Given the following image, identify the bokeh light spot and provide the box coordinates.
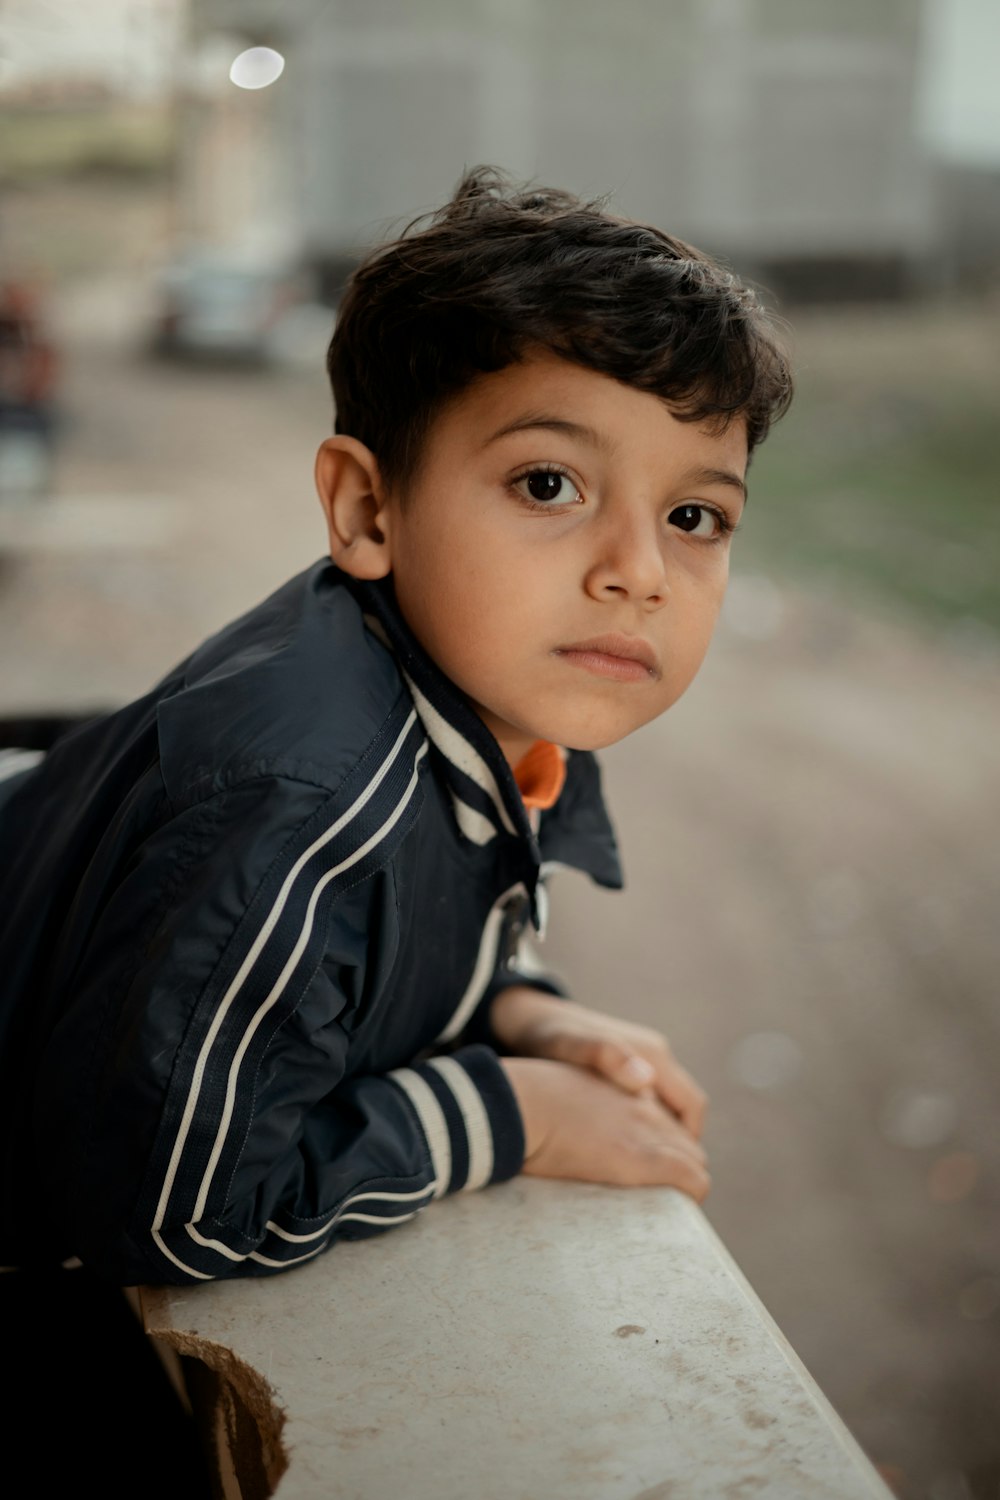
[879,1088,957,1150]
[229,47,286,91]
[727,1031,803,1091]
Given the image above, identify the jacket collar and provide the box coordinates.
[340,569,623,891]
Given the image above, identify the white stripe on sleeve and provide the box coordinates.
[263,1183,434,1244]
[149,716,426,1280]
[427,1054,494,1191]
[387,1066,452,1198]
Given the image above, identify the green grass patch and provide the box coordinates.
[739,318,1000,635]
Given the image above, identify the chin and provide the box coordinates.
[544,719,643,754]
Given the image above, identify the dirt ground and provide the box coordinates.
[1,276,997,1500]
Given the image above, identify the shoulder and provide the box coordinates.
[156,561,417,807]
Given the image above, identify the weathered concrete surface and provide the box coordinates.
[2,282,998,1499]
[544,590,1000,1500]
[144,1182,891,1500]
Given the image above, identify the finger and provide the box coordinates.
[651,1057,708,1138]
[542,1034,656,1093]
[648,1113,710,1167]
[672,1163,712,1203]
[649,1145,712,1202]
[621,1135,711,1198]
[592,1040,657,1094]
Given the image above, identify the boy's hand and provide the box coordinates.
[500,1057,710,1201]
[491,987,707,1139]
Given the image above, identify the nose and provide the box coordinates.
[583,509,670,608]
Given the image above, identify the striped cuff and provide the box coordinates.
[387,1044,525,1196]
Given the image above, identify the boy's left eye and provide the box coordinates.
[512,469,582,506]
[668,504,726,539]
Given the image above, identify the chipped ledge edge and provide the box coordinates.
[140,1285,290,1496]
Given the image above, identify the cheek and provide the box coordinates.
[687,559,729,629]
[399,560,507,681]
[664,581,727,680]
[693,595,726,659]
[443,543,538,633]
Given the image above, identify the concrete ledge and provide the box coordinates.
[142,1180,891,1500]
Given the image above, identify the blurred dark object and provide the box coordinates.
[150,250,307,364]
[0,1264,211,1499]
[0,281,60,501]
[933,164,1000,293]
[754,254,916,305]
[0,712,108,751]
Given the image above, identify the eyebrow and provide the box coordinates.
[484,416,747,501]
[684,467,748,502]
[484,414,615,455]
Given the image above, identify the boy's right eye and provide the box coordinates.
[511,468,583,507]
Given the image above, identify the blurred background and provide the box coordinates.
[0,3,997,1497]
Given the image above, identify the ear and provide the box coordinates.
[314,436,393,579]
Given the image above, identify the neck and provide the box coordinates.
[472,708,539,770]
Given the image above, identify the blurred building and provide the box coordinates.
[180,0,987,301]
[0,0,183,100]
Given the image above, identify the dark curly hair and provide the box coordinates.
[327,166,792,491]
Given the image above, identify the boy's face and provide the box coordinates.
[385,351,748,767]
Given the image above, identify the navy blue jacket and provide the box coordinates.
[0,562,621,1284]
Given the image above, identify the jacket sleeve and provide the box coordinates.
[33,764,525,1285]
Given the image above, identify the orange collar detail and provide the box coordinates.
[512,739,566,811]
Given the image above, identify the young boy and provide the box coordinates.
[0,167,791,1285]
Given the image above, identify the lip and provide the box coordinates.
[553,633,660,681]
